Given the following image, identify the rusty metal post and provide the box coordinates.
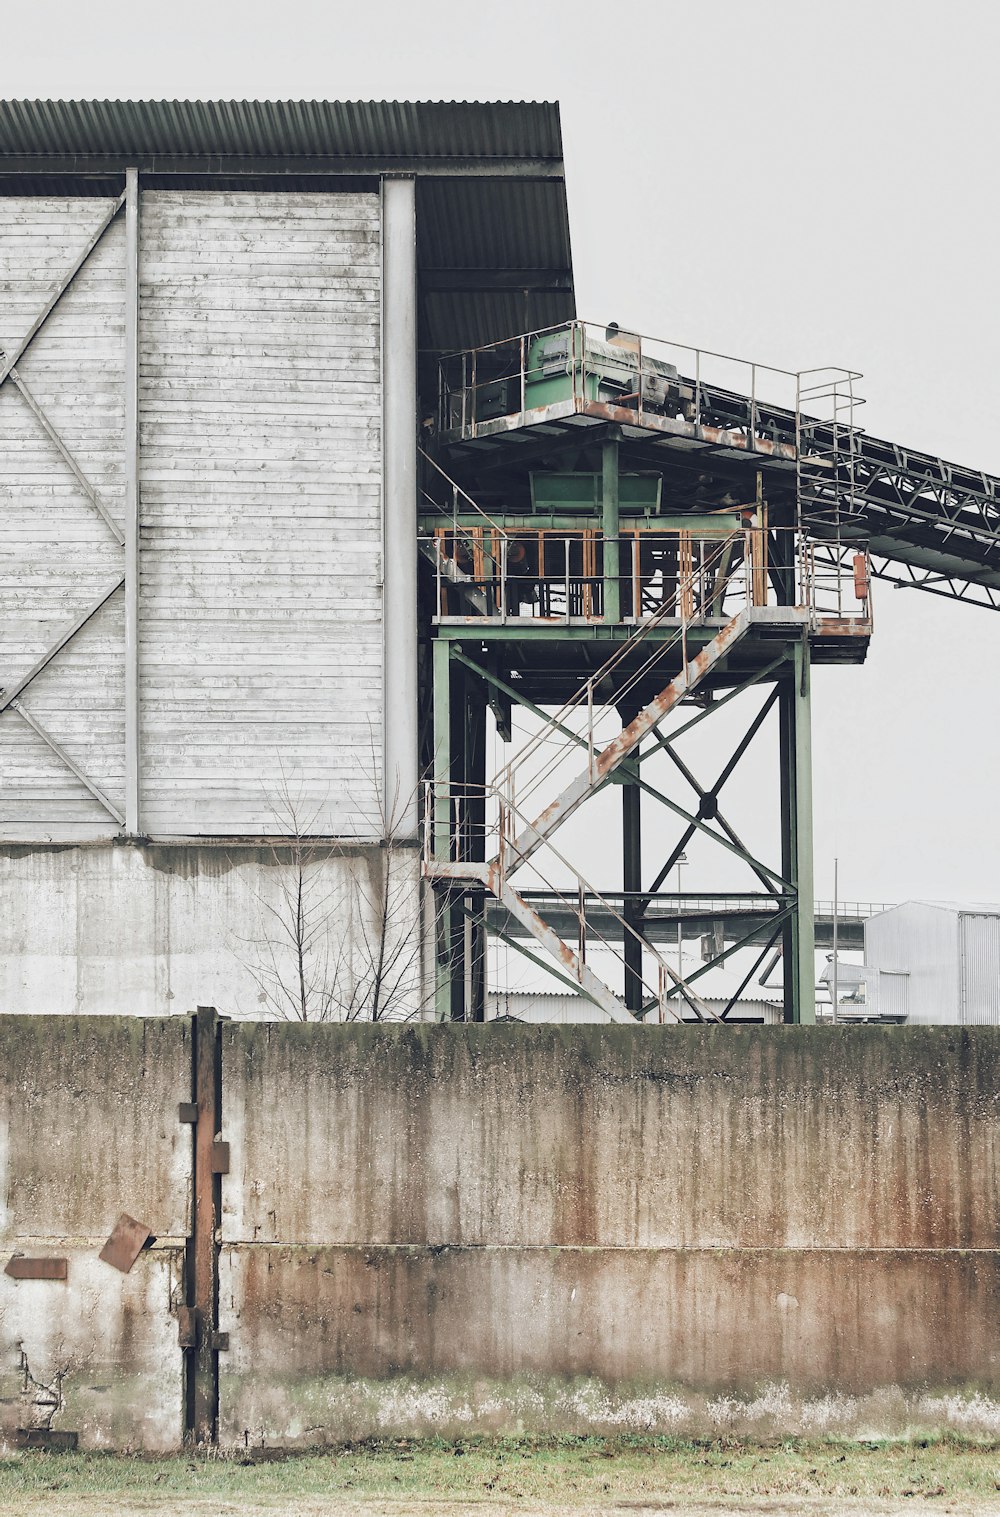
[186,1005,222,1443]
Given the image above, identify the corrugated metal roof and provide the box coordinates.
[0,99,564,162]
[0,99,575,353]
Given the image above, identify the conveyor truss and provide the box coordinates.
[421,318,997,1023]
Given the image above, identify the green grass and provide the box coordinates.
[2,1434,1000,1513]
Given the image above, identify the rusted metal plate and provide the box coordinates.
[5,1255,68,1281]
[98,1213,154,1273]
[211,1140,230,1174]
[178,1101,198,1123]
[177,1306,199,1348]
[14,1429,79,1450]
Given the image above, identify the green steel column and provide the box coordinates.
[778,642,816,1025]
[778,680,796,1025]
[791,639,816,1023]
[622,754,644,1013]
[432,638,453,1020]
[602,437,621,623]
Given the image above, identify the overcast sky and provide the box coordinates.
[4,0,999,909]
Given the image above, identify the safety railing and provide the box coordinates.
[437,318,862,454]
[425,526,761,622]
[425,526,871,626]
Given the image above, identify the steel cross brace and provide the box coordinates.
[499,611,753,878]
[0,190,130,827]
[643,684,781,897]
[454,646,788,891]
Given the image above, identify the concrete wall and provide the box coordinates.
[218,1024,1000,1443]
[0,1016,190,1450]
[0,843,424,1019]
[2,1019,999,1449]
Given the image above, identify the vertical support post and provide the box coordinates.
[382,176,418,837]
[123,167,140,834]
[432,639,454,1020]
[622,736,643,1013]
[187,1006,222,1444]
[793,638,816,1023]
[778,644,816,1024]
[602,435,621,623]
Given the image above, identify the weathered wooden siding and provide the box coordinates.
[138,191,383,837]
[0,197,126,840]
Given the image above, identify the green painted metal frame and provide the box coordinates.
[431,630,817,1024]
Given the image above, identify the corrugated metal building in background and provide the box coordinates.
[864,902,1000,1025]
[486,990,783,1024]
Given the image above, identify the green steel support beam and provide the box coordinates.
[432,638,454,1021]
[451,649,788,888]
[792,638,816,1024]
[778,641,815,1024]
[602,436,621,623]
[657,905,795,1003]
[621,713,643,1013]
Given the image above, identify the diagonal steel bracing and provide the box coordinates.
[497,610,751,878]
[1,357,124,545]
[0,193,125,389]
[10,699,125,824]
[0,576,125,715]
[0,186,132,828]
[644,685,781,897]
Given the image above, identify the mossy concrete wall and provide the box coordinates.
[218,1024,1000,1444]
[2,1019,999,1448]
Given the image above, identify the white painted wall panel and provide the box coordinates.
[959,913,1000,1026]
[138,191,383,837]
[865,903,959,1024]
[0,198,126,840]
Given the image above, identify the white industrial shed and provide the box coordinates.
[864,902,1000,1026]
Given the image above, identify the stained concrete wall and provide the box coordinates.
[0,843,424,1019]
[0,1017,190,1450]
[219,1024,1000,1444]
[2,1020,999,1449]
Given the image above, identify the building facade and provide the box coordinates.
[0,100,573,1017]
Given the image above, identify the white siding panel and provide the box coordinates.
[0,198,126,841]
[959,913,1000,1026]
[138,191,383,838]
[864,903,959,1024]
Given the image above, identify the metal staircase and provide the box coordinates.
[426,598,752,1022]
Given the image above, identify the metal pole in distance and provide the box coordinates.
[602,436,621,623]
[832,856,839,1023]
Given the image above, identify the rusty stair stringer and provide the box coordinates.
[496,608,752,881]
[443,862,718,1024]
